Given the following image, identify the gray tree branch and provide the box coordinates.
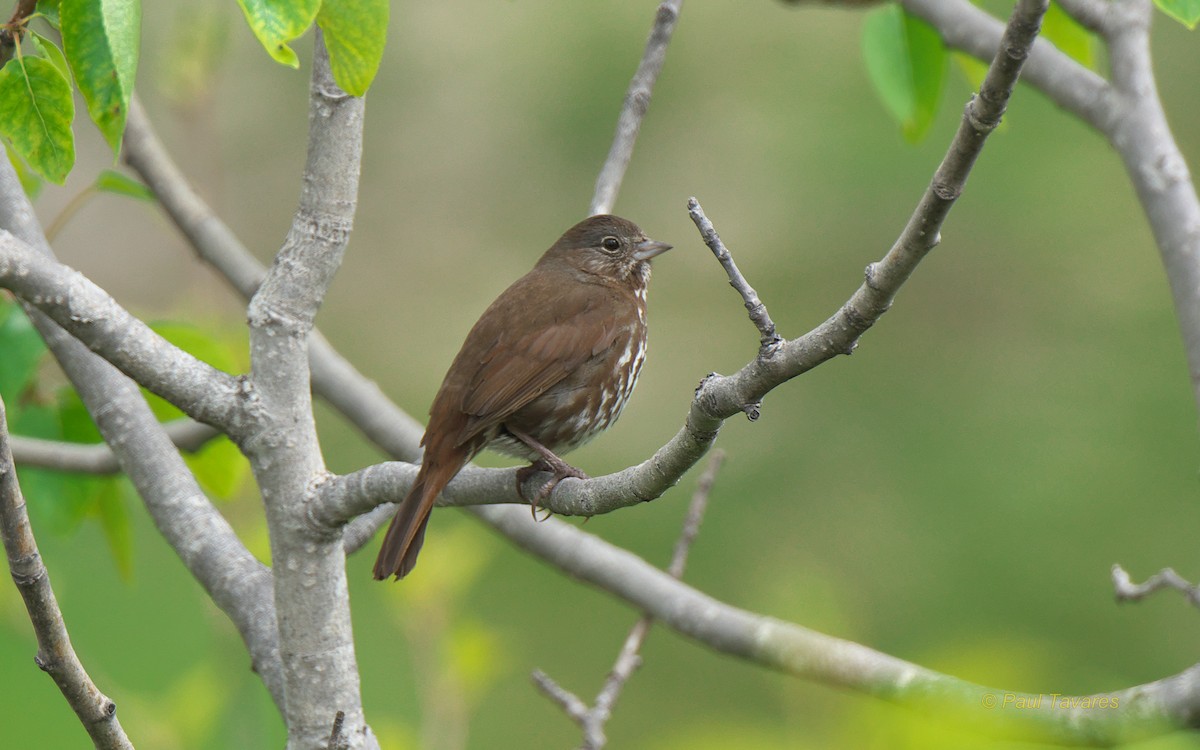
[0,157,286,720]
[243,32,377,750]
[901,0,1200,413]
[533,449,725,750]
[589,1,683,217]
[0,232,252,437]
[10,419,220,474]
[0,396,133,750]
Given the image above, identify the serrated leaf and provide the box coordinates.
[316,0,388,96]
[60,0,140,156]
[4,142,43,199]
[1154,0,1200,27]
[237,0,321,69]
[95,168,154,201]
[862,3,947,142]
[30,30,71,82]
[1042,2,1096,68]
[0,56,74,183]
[0,299,47,401]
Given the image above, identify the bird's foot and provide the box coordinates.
[516,458,589,521]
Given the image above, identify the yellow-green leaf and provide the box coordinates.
[95,168,154,201]
[862,4,947,143]
[0,55,75,184]
[237,0,321,69]
[1042,2,1096,68]
[60,0,140,156]
[1154,0,1200,27]
[5,142,44,199]
[317,0,388,96]
[30,30,72,82]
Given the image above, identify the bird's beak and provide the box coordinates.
[633,238,672,261]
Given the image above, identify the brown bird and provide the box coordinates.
[373,215,671,580]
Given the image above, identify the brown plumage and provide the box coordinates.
[373,215,671,581]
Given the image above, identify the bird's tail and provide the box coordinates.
[372,457,463,580]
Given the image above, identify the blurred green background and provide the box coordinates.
[4,1,1200,748]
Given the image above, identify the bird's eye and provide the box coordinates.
[601,236,621,252]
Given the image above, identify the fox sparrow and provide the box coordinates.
[373,215,671,580]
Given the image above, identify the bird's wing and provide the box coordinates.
[444,280,625,447]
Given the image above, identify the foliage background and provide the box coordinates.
[3,1,1200,748]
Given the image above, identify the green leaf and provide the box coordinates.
[30,30,72,82]
[5,142,44,199]
[237,0,321,69]
[0,299,47,401]
[862,3,947,142]
[95,476,134,579]
[1154,0,1200,27]
[187,436,249,500]
[951,51,988,93]
[0,56,75,184]
[12,391,134,579]
[36,0,61,28]
[1042,2,1096,68]
[60,0,140,156]
[147,322,249,500]
[95,168,154,201]
[316,0,388,96]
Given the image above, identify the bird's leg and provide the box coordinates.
[507,427,588,520]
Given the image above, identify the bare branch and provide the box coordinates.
[10,419,221,474]
[246,33,375,749]
[0,231,252,436]
[0,397,133,749]
[124,94,427,465]
[475,501,1197,744]
[1113,565,1200,610]
[0,123,287,714]
[589,1,683,216]
[570,450,724,750]
[687,200,782,360]
[531,670,591,723]
[123,98,266,299]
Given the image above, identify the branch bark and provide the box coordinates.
[589,1,683,217]
[243,32,376,750]
[0,396,133,750]
[10,419,221,474]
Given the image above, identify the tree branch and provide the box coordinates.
[534,450,724,749]
[589,1,682,217]
[902,0,1200,414]
[10,419,221,474]
[244,32,376,750]
[0,396,133,750]
[688,200,782,360]
[0,135,287,715]
[0,231,253,437]
[1113,564,1200,610]
[123,98,427,465]
[473,503,1200,745]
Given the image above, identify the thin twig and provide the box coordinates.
[11,418,221,474]
[535,450,724,749]
[687,199,783,359]
[0,396,133,749]
[589,1,683,217]
[0,0,37,68]
[1112,565,1200,610]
